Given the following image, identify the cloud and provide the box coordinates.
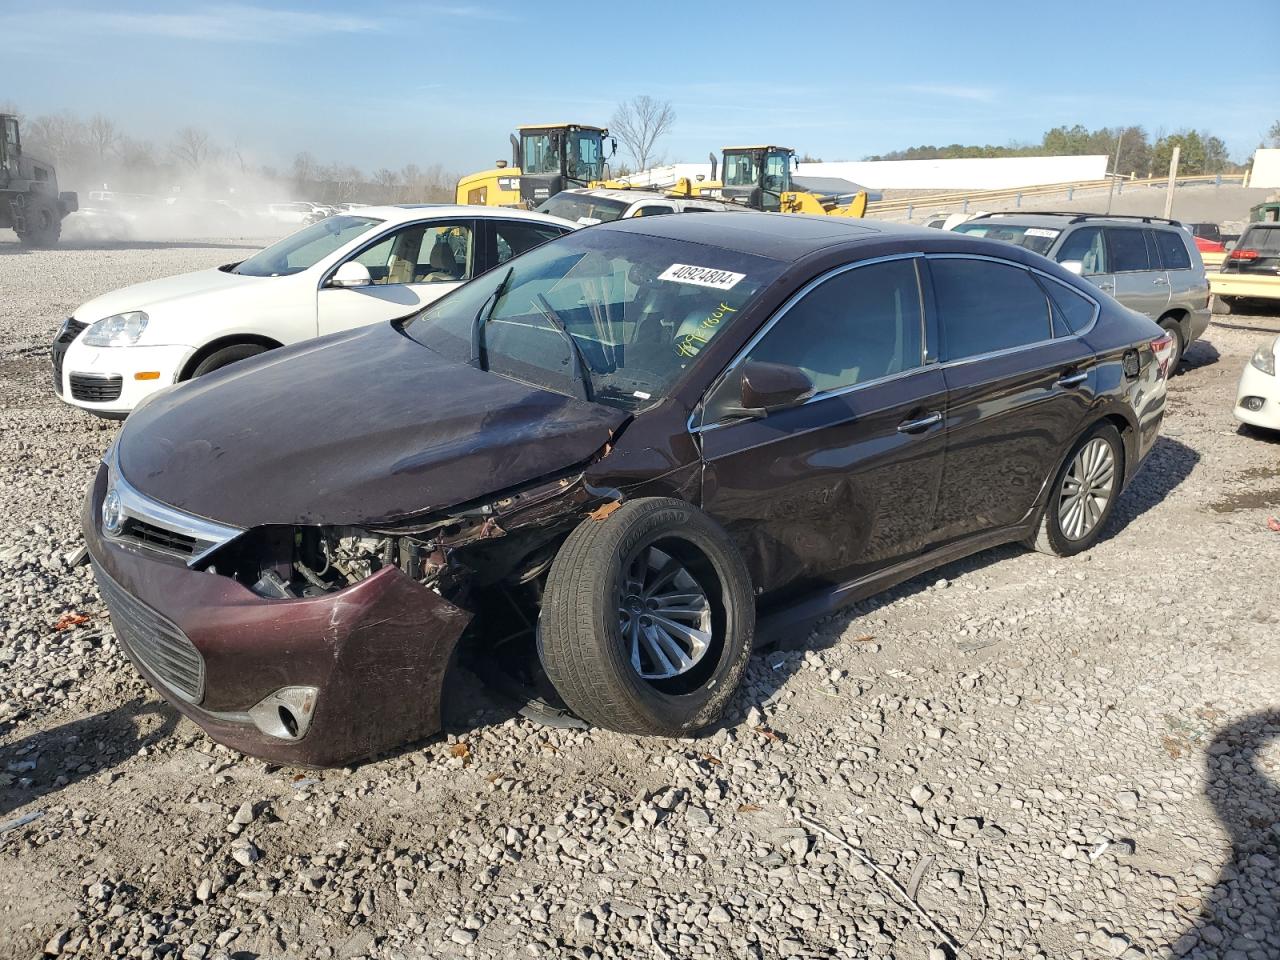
[903,83,998,103]
[20,4,385,44]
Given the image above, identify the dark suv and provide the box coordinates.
[953,213,1210,370]
[84,214,1173,766]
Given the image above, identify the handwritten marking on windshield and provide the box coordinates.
[676,301,739,358]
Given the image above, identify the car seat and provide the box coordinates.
[419,238,461,282]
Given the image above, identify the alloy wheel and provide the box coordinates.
[618,544,712,681]
[1058,437,1116,541]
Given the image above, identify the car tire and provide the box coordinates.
[538,497,755,736]
[1031,422,1124,558]
[15,197,61,248]
[188,343,267,379]
[1159,318,1184,371]
[1211,295,1236,316]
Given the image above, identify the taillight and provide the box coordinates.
[1230,249,1259,260]
[1151,332,1175,380]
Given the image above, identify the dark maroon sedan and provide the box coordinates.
[84,213,1173,766]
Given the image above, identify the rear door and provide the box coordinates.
[1150,227,1206,314]
[928,255,1098,545]
[697,256,947,599]
[316,219,477,335]
[1105,226,1169,319]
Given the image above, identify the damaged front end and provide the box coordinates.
[85,449,611,767]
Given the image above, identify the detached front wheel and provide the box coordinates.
[539,498,754,736]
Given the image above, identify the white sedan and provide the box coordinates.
[1235,335,1280,433]
[52,205,577,417]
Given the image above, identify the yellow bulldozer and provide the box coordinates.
[456,123,615,208]
[663,145,868,217]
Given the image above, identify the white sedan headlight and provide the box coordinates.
[1250,338,1277,377]
[83,311,149,347]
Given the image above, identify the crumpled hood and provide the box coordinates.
[116,322,628,528]
[75,265,266,325]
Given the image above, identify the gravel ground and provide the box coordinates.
[1,234,1280,960]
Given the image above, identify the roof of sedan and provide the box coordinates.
[347,204,578,227]
[598,211,938,260]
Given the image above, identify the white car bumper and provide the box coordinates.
[57,340,193,417]
[1235,356,1280,431]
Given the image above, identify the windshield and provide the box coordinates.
[722,151,759,187]
[535,192,630,225]
[234,215,381,277]
[952,221,1061,256]
[405,230,786,411]
[521,132,559,175]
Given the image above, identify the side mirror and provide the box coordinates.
[723,361,814,418]
[330,261,371,288]
[1059,259,1084,276]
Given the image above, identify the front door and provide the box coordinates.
[926,255,1097,544]
[697,256,947,600]
[316,219,476,336]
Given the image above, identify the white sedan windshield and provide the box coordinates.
[234,215,382,277]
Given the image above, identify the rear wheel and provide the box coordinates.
[538,498,754,736]
[15,197,60,248]
[188,343,267,379]
[1211,295,1238,316]
[1031,422,1124,557]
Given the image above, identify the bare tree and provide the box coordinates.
[1269,120,1280,149]
[87,115,119,160]
[610,95,676,173]
[170,127,213,169]
[291,151,318,194]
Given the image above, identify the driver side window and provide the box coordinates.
[350,222,475,285]
[741,258,925,395]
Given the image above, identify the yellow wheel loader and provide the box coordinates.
[456,123,615,208]
[662,145,868,217]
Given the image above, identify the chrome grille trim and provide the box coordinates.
[103,442,244,566]
[94,562,205,703]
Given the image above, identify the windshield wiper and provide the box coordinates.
[470,266,514,370]
[532,293,594,403]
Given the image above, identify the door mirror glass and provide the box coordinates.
[727,360,814,417]
[1060,259,1083,275]
[330,261,372,288]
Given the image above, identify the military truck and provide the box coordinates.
[1,114,78,247]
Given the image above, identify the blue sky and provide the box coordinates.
[5,0,1277,173]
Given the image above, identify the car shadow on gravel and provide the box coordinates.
[1178,339,1220,374]
[0,698,178,817]
[1101,435,1200,542]
[1174,710,1280,958]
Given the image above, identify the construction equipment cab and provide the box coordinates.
[456,123,614,209]
[1,114,78,247]
[720,146,795,211]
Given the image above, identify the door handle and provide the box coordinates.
[897,411,942,434]
[1153,276,1169,285]
[1057,371,1089,388]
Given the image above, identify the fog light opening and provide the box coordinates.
[1241,396,1265,412]
[278,705,299,739]
[247,685,318,741]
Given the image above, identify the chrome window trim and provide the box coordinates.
[103,443,245,567]
[689,253,928,434]
[688,251,1101,435]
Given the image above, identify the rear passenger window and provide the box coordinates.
[494,221,565,265]
[1107,228,1151,272]
[1039,277,1096,336]
[744,258,924,394]
[1152,230,1192,270]
[631,205,674,217]
[931,258,1051,360]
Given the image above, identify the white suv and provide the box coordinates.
[52,205,576,417]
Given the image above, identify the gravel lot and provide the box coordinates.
[1,234,1279,960]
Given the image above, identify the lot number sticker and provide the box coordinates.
[659,263,745,290]
[1025,228,1060,238]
